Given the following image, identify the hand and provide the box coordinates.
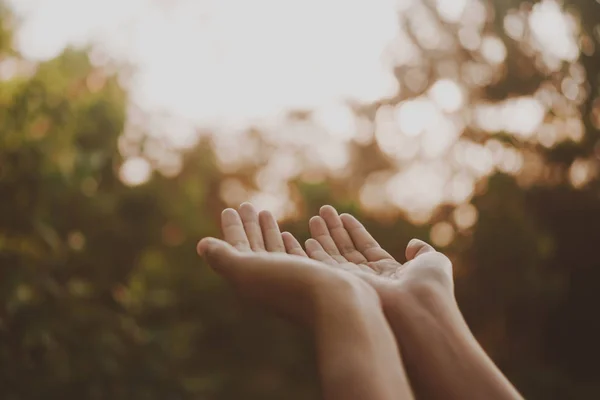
[196,203,379,326]
[288,205,454,308]
[298,206,523,400]
[199,204,415,400]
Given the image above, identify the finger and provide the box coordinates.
[221,208,251,252]
[198,237,281,284]
[197,237,240,276]
[339,214,394,262]
[282,232,308,257]
[405,238,436,261]
[319,205,368,264]
[308,216,347,263]
[305,238,338,266]
[258,210,286,252]
[238,203,266,251]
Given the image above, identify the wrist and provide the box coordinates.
[380,280,473,354]
[380,284,476,400]
[381,283,523,400]
[310,274,412,400]
[381,279,457,319]
[310,271,382,326]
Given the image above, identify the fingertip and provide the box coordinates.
[197,237,217,256]
[339,213,361,228]
[282,231,299,244]
[221,208,240,223]
[282,231,297,245]
[407,238,421,246]
[305,237,317,247]
[319,204,337,216]
[221,208,236,216]
[282,232,306,255]
[258,209,274,221]
[309,215,322,226]
[309,216,331,237]
[238,202,259,218]
[405,238,435,260]
[199,237,241,259]
[239,202,255,212]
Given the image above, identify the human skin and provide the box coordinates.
[287,205,524,400]
[196,203,414,400]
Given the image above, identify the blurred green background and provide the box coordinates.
[1,0,600,398]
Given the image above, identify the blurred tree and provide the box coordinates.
[1,0,600,399]
[0,6,318,399]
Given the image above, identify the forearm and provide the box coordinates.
[384,285,523,400]
[313,290,413,400]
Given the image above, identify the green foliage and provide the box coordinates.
[0,35,319,399]
[1,2,600,399]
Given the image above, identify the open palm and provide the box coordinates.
[197,203,379,325]
[281,206,454,304]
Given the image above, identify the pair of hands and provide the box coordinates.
[197,203,524,400]
[197,203,454,325]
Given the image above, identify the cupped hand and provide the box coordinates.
[287,205,455,308]
[197,203,379,326]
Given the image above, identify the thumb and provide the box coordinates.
[197,237,239,274]
[405,238,436,261]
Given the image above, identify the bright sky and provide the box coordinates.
[6,0,581,232]
[10,0,402,127]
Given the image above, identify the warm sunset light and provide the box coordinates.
[6,0,587,221]
[3,1,600,398]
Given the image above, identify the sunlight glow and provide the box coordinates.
[10,0,401,128]
[569,158,596,189]
[474,97,546,138]
[435,0,468,23]
[386,161,451,219]
[119,157,152,186]
[529,0,579,62]
[429,79,464,113]
[430,221,455,247]
[6,0,587,230]
[480,36,507,65]
[395,99,438,137]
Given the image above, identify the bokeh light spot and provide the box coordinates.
[430,221,455,247]
[119,157,152,186]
